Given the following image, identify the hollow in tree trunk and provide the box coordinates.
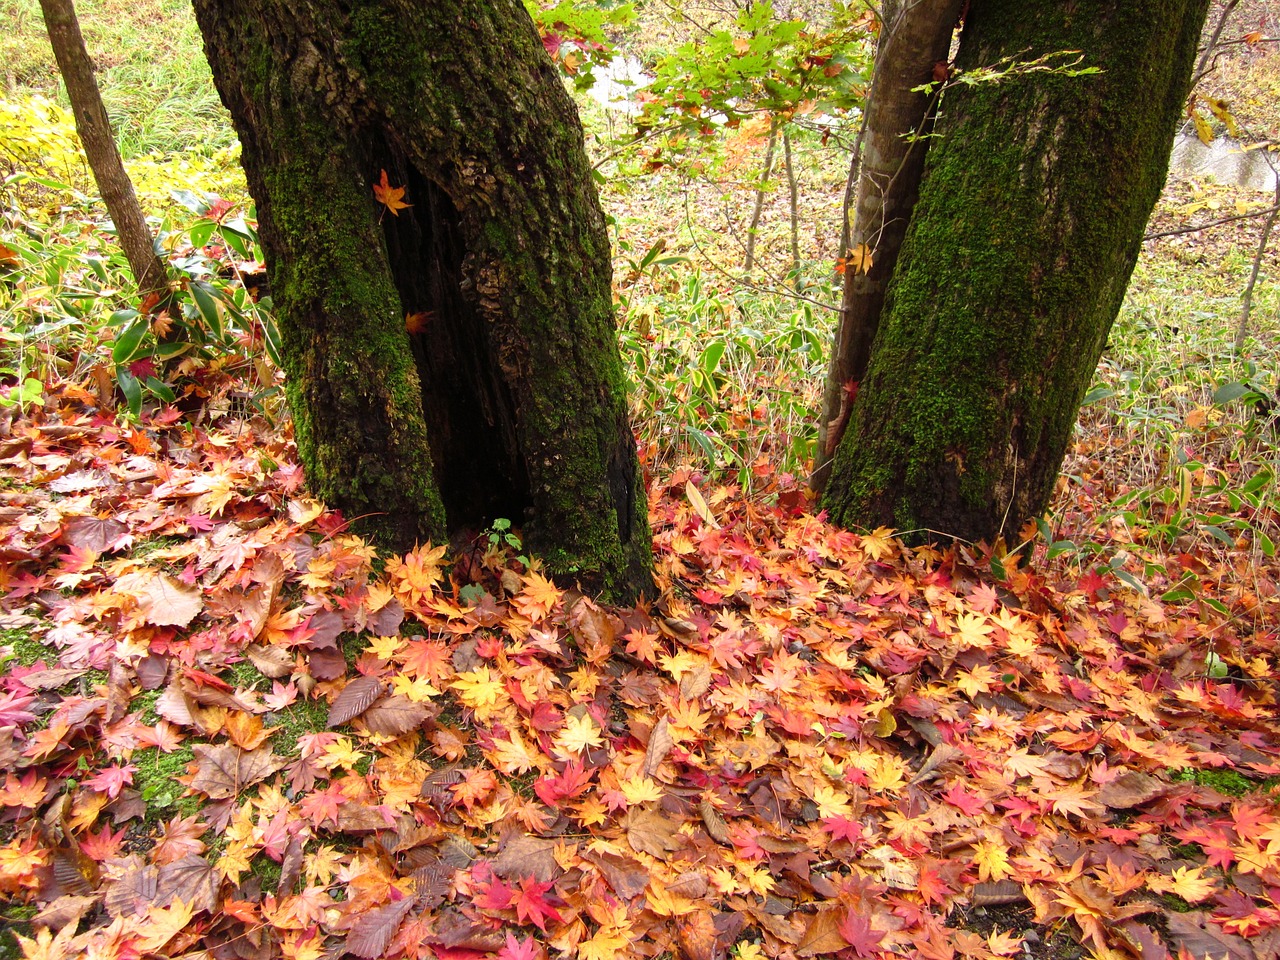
[192,0,652,601]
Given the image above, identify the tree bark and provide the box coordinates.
[192,0,652,601]
[39,0,168,297]
[812,0,961,492]
[823,0,1209,544]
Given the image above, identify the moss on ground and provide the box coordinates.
[1169,766,1259,797]
[134,744,199,820]
[0,628,53,667]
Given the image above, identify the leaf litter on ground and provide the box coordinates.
[0,388,1278,960]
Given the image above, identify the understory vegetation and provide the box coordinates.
[1,2,1278,960]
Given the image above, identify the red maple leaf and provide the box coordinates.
[534,762,593,806]
[297,782,345,828]
[401,639,452,681]
[79,823,128,861]
[823,815,866,844]
[497,933,542,960]
[941,782,986,816]
[84,762,136,799]
[838,908,886,958]
[473,873,516,911]
[512,876,563,932]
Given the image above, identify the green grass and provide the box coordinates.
[1168,766,1265,798]
[1,0,233,156]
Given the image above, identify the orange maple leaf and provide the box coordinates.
[373,169,412,216]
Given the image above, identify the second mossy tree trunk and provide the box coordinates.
[192,0,652,601]
[822,0,1208,544]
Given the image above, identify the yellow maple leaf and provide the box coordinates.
[318,736,364,771]
[973,838,1013,882]
[373,169,412,215]
[14,923,78,960]
[389,674,441,702]
[952,612,995,650]
[579,927,631,960]
[954,664,1000,698]
[860,525,896,560]
[646,882,697,916]
[619,774,664,806]
[812,783,853,819]
[514,570,562,621]
[0,836,46,893]
[451,667,508,720]
[385,543,447,608]
[868,754,909,793]
[487,731,539,774]
[1147,865,1217,903]
[838,243,874,276]
[133,897,195,952]
[555,713,604,758]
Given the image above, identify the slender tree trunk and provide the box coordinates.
[192,0,652,601]
[812,0,961,492]
[823,0,1209,544]
[39,0,167,297]
[744,121,779,273]
[782,129,800,279]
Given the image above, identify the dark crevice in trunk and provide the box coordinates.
[375,155,531,527]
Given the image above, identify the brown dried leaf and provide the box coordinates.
[327,675,384,727]
[246,643,294,679]
[430,726,470,761]
[346,895,415,959]
[491,834,560,883]
[131,573,202,628]
[796,906,846,957]
[156,855,219,913]
[18,668,87,691]
[626,807,681,858]
[582,849,650,900]
[1163,911,1253,960]
[60,516,129,554]
[1097,770,1169,810]
[190,743,285,800]
[361,695,432,737]
[103,857,158,918]
[31,894,101,932]
[568,597,617,661]
[154,682,198,730]
[679,662,712,700]
[699,802,730,845]
[677,909,719,960]
[643,716,675,777]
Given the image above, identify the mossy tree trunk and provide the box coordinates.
[813,0,961,493]
[822,0,1208,544]
[192,0,652,601]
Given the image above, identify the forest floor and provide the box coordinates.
[2,2,1280,960]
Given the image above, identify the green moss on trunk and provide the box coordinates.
[822,0,1209,544]
[193,0,651,600]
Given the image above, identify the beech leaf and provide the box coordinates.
[360,695,432,736]
[346,896,416,959]
[327,675,384,727]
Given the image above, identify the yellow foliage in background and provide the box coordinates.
[0,95,246,214]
